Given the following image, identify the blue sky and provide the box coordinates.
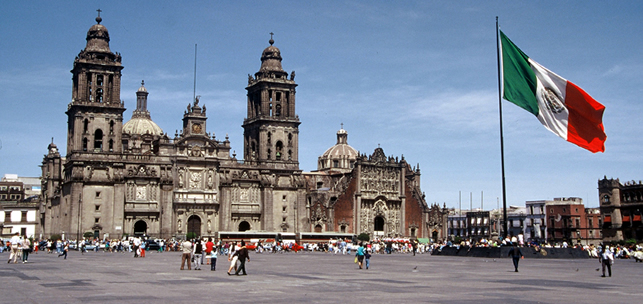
[1,1,642,209]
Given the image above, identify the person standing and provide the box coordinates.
[193,239,203,270]
[132,237,141,258]
[180,239,192,270]
[205,238,214,265]
[600,245,614,277]
[234,241,250,275]
[7,232,21,263]
[508,243,523,272]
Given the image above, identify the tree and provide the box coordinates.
[357,233,370,242]
[186,232,198,240]
[83,232,94,239]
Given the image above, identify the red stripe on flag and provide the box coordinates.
[565,81,606,153]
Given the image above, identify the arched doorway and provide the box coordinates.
[314,224,323,233]
[432,230,439,242]
[134,220,147,236]
[374,216,385,236]
[187,215,201,237]
[238,221,250,232]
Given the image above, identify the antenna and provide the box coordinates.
[193,44,197,103]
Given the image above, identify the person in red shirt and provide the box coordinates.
[205,238,214,265]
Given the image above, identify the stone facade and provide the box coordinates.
[599,177,643,241]
[40,15,432,241]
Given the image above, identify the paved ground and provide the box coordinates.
[1,250,641,303]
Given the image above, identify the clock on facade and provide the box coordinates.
[192,123,202,134]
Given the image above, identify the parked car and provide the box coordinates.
[145,239,160,251]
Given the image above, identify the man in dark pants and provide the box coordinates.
[508,243,523,272]
[234,241,250,275]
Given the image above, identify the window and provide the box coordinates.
[83,119,89,133]
[282,217,286,223]
[333,160,339,168]
[83,138,88,151]
[95,218,100,224]
[95,191,101,198]
[94,129,103,151]
[282,195,286,201]
[0,186,6,191]
[282,206,287,212]
[95,205,100,212]
[589,218,593,227]
[340,225,346,233]
[21,211,27,222]
[317,182,323,189]
[108,139,114,152]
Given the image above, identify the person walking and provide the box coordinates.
[234,241,250,275]
[508,243,523,272]
[21,237,31,263]
[192,239,203,270]
[210,246,218,271]
[365,245,372,269]
[58,241,69,259]
[355,242,365,269]
[180,239,192,270]
[7,232,21,264]
[600,245,614,277]
[227,242,238,275]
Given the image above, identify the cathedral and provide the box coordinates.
[40,15,447,241]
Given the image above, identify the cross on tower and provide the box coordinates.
[97,9,102,17]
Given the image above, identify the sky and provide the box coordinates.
[1,1,642,210]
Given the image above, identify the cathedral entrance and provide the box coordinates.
[134,220,147,236]
[432,230,438,242]
[238,221,250,232]
[374,216,385,236]
[187,215,201,237]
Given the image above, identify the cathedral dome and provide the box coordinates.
[123,81,163,136]
[318,127,358,171]
[258,36,288,78]
[123,117,164,136]
[85,16,111,53]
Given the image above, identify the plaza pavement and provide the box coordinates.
[1,249,641,303]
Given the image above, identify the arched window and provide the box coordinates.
[96,88,103,103]
[239,221,251,232]
[82,138,88,151]
[275,104,281,116]
[276,141,283,160]
[94,129,103,151]
[109,120,114,135]
[108,139,114,152]
[83,119,89,133]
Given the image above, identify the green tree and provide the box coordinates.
[186,232,198,240]
[357,233,370,242]
[83,232,94,239]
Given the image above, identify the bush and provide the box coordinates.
[50,234,61,241]
[357,233,370,242]
[186,232,198,240]
[83,232,94,239]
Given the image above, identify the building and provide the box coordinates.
[39,14,433,241]
[0,174,40,237]
[598,177,643,242]
[525,200,547,243]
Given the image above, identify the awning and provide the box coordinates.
[634,215,642,222]
[604,215,611,223]
[623,215,631,222]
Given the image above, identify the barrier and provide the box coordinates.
[432,246,589,259]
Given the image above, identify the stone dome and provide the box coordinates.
[123,117,163,136]
[85,16,111,53]
[258,37,288,78]
[318,127,358,171]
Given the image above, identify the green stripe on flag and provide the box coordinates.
[500,30,539,116]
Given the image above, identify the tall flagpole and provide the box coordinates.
[193,44,198,102]
[496,17,509,240]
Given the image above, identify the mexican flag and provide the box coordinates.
[500,30,606,153]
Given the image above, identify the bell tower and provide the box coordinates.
[66,11,125,154]
[243,35,300,168]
